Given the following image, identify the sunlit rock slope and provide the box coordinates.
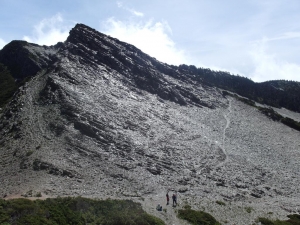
[0,24,299,224]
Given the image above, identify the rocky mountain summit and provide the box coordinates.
[0,24,300,224]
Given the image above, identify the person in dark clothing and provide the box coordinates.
[156,204,162,211]
[172,193,177,206]
[166,192,169,205]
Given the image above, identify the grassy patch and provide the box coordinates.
[0,197,165,225]
[216,200,226,206]
[258,214,300,225]
[245,207,253,213]
[178,208,221,225]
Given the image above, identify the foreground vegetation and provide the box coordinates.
[176,204,300,225]
[177,205,221,225]
[0,197,299,225]
[0,197,165,225]
[258,214,300,225]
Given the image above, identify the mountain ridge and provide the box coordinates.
[1,23,300,112]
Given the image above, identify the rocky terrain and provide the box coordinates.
[0,24,300,225]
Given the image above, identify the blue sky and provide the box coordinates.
[1,0,300,82]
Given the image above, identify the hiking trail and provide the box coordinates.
[217,97,232,168]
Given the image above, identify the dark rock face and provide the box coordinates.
[0,24,300,222]
[0,40,60,80]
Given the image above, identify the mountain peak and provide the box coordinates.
[67,23,112,46]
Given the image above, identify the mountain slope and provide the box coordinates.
[0,24,299,224]
[178,64,300,112]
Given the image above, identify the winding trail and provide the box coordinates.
[217,97,232,168]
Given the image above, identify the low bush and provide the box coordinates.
[0,197,165,225]
[245,207,253,213]
[258,215,300,225]
[287,214,300,225]
[216,200,226,206]
[178,208,221,225]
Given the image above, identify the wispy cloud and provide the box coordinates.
[102,18,188,65]
[262,32,300,42]
[249,39,300,82]
[0,38,6,50]
[23,14,73,46]
[117,1,144,17]
[130,9,144,17]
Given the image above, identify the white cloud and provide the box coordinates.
[0,38,6,50]
[130,9,144,17]
[23,14,72,46]
[116,1,144,17]
[102,18,188,65]
[249,39,300,82]
[263,32,300,42]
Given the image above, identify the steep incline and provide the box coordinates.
[0,24,299,224]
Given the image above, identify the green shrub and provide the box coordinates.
[35,192,42,197]
[258,107,283,121]
[259,217,275,225]
[245,207,253,213]
[286,214,300,225]
[178,208,221,225]
[281,117,300,132]
[0,197,165,225]
[183,204,192,210]
[258,216,300,225]
[216,200,226,206]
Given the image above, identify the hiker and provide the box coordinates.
[156,204,162,211]
[172,193,177,206]
[166,191,169,205]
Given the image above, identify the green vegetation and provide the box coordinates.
[222,91,256,107]
[35,192,42,197]
[178,207,221,225]
[245,207,253,213]
[0,197,165,225]
[257,107,300,132]
[0,63,34,110]
[258,214,300,225]
[216,200,226,206]
[281,117,300,131]
[0,63,17,108]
